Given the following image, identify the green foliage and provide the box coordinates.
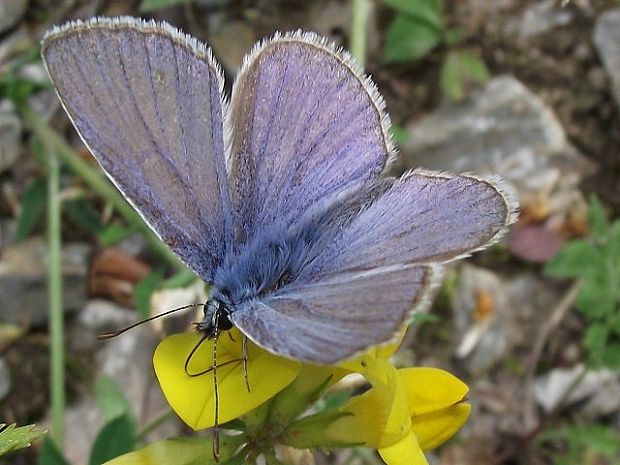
[38,437,69,465]
[383,0,488,101]
[89,414,135,465]
[15,177,47,241]
[440,50,489,101]
[540,423,620,465]
[140,0,193,12]
[384,15,441,63]
[0,423,45,457]
[95,376,133,423]
[134,267,166,319]
[545,196,620,368]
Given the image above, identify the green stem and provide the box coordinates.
[20,106,182,269]
[351,0,371,66]
[135,409,174,442]
[47,140,65,449]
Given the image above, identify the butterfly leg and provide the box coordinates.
[212,324,220,462]
[242,335,250,392]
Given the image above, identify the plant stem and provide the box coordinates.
[20,106,183,269]
[351,0,371,66]
[47,140,65,449]
[135,409,174,442]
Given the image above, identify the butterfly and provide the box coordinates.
[42,17,518,366]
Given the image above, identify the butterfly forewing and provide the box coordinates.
[42,18,233,281]
[228,33,394,242]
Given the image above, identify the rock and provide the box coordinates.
[593,8,620,111]
[453,265,511,375]
[0,237,91,325]
[510,0,573,40]
[0,0,27,34]
[0,99,22,173]
[401,75,592,220]
[534,364,620,418]
[453,265,562,375]
[63,328,181,465]
[0,357,10,401]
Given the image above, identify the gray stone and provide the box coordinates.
[534,365,620,417]
[0,357,10,401]
[594,8,620,111]
[62,329,180,465]
[0,237,91,325]
[453,265,561,375]
[0,100,22,173]
[0,0,27,34]
[512,0,573,40]
[401,75,592,215]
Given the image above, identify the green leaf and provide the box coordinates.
[98,223,134,246]
[584,323,609,366]
[384,15,442,63]
[95,376,133,423]
[64,198,104,235]
[544,240,601,279]
[587,195,609,242]
[37,436,68,465]
[89,414,135,465]
[440,50,489,101]
[575,277,615,318]
[389,125,409,145]
[15,177,47,241]
[385,0,443,30]
[0,423,45,456]
[140,0,193,12]
[103,436,243,465]
[162,268,198,289]
[601,342,620,369]
[134,267,165,319]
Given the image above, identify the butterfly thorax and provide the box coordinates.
[196,299,233,338]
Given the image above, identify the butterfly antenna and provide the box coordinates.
[212,313,221,462]
[184,333,210,377]
[97,303,205,339]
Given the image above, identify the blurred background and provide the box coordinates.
[1,0,620,464]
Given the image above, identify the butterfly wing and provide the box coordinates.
[42,18,233,281]
[231,264,440,364]
[228,32,393,241]
[231,171,517,364]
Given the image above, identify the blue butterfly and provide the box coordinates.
[42,17,517,365]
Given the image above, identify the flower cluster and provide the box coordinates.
[106,328,469,465]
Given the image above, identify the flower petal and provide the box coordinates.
[327,359,411,448]
[378,430,428,465]
[411,402,471,451]
[399,367,470,450]
[399,368,469,416]
[153,329,300,430]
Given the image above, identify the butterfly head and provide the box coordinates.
[196,299,233,338]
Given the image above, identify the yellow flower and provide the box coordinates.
[329,352,471,465]
[153,328,300,430]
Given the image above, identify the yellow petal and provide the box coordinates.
[153,329,300,430]
[399,368,469,416]
[339,326,407,373]
[399,368,471,450]
[411,402,471,451]
[378,430,428,465]
[327,359,411,448]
